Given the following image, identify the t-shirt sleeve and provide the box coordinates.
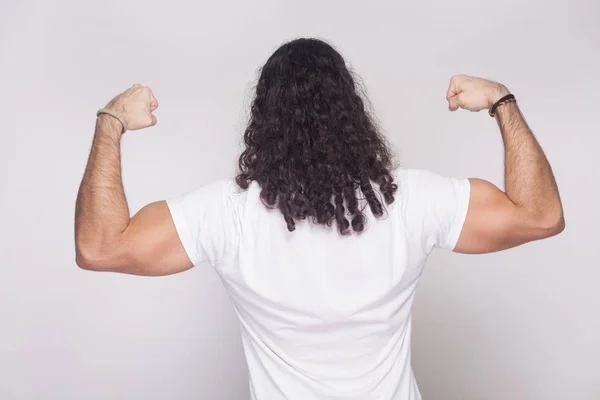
[165,180,238,268]
[399,169,471,253]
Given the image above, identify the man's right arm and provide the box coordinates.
[446,75,564,254]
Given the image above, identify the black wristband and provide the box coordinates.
[489,94,516,117]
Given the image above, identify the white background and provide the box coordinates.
[1,0,598,399]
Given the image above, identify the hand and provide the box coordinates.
[446,75,509,112]
[103,84,159,131]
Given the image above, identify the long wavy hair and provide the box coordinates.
[236,38,397,234]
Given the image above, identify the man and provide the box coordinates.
[75,38,564,399]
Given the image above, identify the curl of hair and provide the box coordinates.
[236,38,397,234]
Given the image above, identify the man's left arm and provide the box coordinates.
[75,84,193,276]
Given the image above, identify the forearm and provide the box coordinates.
[496,102,563,224]
[75,115,130,262]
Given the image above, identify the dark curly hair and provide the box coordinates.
[236,38,397,234]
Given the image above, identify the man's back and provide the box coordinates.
[75,39,564,400]
[166,168,470,399]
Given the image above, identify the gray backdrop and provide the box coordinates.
[1,0,598,399]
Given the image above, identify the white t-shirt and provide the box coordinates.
[166,168,471,400]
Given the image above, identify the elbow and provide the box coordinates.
[553,213,566,235]
[536,209,566,238]
[75,243,119,272]
[75,246,104,271]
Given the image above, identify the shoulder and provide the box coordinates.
[188,179,243,199]
[392,166,468,195]
[390,165,471,227]
[392,167,444,196]
[391,166,471,249]
[202,179,263,217]
[167,179,247,216]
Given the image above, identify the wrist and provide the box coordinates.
[487,84,510,109]
[494,100,519,119]
[96,114,124,139]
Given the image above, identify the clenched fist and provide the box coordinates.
[102,84,159,132]
[446,75,509,112]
